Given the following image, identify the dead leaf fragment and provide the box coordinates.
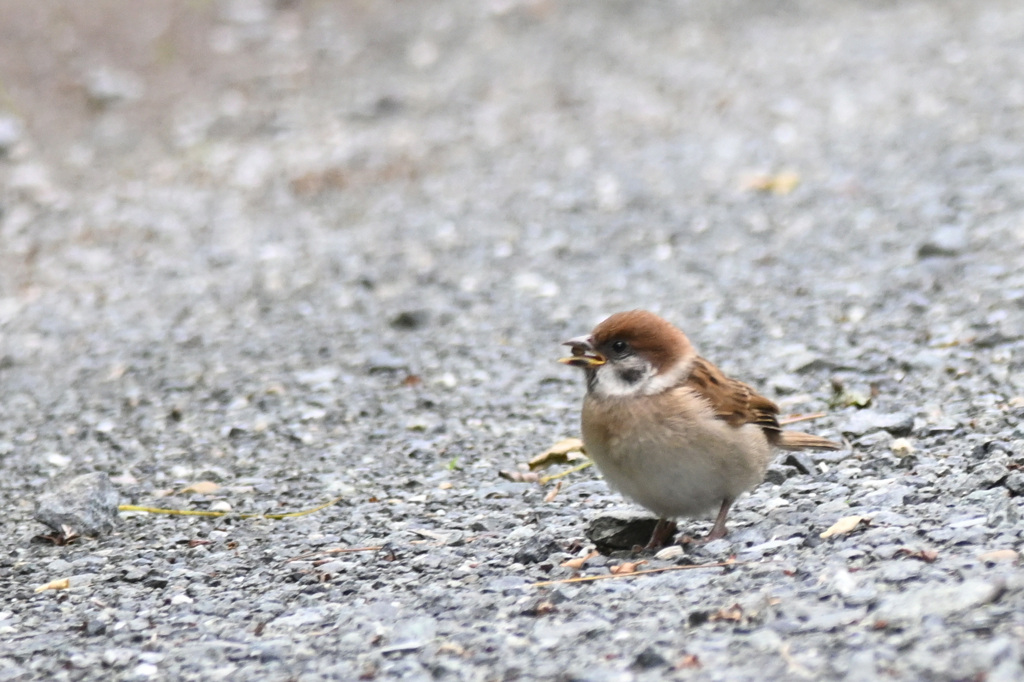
[820,515,870,539]
[437,642,467,657]
[179,481,220,495]
[609,560,647,575]
[829,388,872,409]
[35,577,71,593]
[978,549,1019,563]
[709,604,744,622]
[499,470,540,483]
[529,438,587,471]
[896,548,938,563]
[543,480,563,503]
[742,170,800,195]
[34,524,80,546]
[561,551,599,570]
[675,654,702,670]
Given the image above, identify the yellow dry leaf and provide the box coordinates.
[529,438,587,471]
[978,549,1019,563]
[820,515,869,539]
[609,560,648,575]
[742,171,801,195]
[561,551,599,570]
[35,577,71,593]
[179,481,220,495]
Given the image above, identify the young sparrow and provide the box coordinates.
[560,310,841,548]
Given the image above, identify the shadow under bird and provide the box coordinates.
[560,310,841,549]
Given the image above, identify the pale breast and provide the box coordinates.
[581,389,771,519]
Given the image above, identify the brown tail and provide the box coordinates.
[775,431,842,451]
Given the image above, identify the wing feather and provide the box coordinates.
[682,357,783,441]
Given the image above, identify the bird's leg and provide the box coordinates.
[704,498,735,541]
[643,518,678,550]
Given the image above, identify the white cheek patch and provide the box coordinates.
[590,355,696,398]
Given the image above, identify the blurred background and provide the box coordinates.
[1,0,1023,488]
[3,2,1024,679]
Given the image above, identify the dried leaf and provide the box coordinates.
[978,549,1018,563]
[543,481,563,503]
[523,600,557,616]
[34,524,80,546]
[35,577,71,593]
[499,470,540,483]
[529,438,587,471]
[742,171,800,195]
[437,642,467,657]
[675,654,702,670]
[179,481,220,495]
[829,389,872,409]
[561,551,599,570]
[820,515,870,539]
[893,547,938,562]
[709,604,743,622]
[609,560,647,575]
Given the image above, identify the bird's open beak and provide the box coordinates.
[558,335,606,368]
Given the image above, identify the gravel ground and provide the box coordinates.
[3,1,1024,680]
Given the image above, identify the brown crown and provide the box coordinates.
[590,310,694,372]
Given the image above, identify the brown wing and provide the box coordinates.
[683,356,783,442]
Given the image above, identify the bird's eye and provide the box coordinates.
[610,340,629,354]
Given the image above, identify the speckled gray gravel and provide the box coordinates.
[3,1,1024,680]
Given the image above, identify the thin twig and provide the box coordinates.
[117,497,343,520]
[778,412,827,426]
[532,560,744,587]
[540,461,593,484]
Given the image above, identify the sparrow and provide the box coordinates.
[560,310,841,549]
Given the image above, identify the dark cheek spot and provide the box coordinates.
[618,368,644,385]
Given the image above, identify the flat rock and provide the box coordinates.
[874,580,1004,626]
[34,472,121,536]
[586,511,659,554]
[841,411,915,438]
